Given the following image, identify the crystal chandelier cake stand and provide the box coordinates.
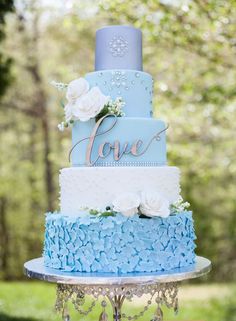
[24,256,211,321]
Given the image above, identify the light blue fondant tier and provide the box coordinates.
[71,117,167,166]
[85,70,153,117]
[44,212,196,273]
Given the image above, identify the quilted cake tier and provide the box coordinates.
[44,212,196,273]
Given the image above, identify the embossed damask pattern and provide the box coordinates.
[109,36,128,57]
[60,166,180,213]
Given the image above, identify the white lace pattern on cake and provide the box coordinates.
[59,166,180,215]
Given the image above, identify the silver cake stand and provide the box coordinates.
[24,256,211,321]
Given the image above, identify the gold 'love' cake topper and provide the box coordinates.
[69,114,169,166]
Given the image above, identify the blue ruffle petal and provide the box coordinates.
[44,211,196,273]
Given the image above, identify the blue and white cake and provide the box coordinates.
[44,26,196,273]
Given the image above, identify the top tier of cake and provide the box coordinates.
[95,25,143,71]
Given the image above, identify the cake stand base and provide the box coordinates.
[24,256,211,321]
[55,282,178,321]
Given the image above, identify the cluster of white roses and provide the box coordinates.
[51,77,125,131]
[64,78,109,123]
[82,193,190,219]
[112,191,171,218]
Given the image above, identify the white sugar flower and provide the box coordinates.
[170,196,190,213]
[113,192,140,217]
[50,80,67,91]
[72,87,109,121]
[66,78,89,103]
[64,102,74,122]
[140,191,170,218]
[57,122,65,131]
[107,96,125,116]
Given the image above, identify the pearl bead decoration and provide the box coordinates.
[109,36,128,57]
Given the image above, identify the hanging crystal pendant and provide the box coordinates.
[99,311,108,321]
[154,306,163,321]
[99,300,108,321]
[62,304,70,321]
[174,297,179,314]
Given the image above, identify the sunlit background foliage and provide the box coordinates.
[0,0,235,285]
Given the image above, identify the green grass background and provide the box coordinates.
[0,282,235,321]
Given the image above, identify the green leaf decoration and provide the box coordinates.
[100,211,116,217]
[95,105,110,122]
[89,209,99,215]
[60,100,65,109]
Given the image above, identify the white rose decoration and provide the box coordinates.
[140,191,170,218]
[113,193,140,217]
[66,78,89,103]
[72,87,108,122]
[64,102,74,122]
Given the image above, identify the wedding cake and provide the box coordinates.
[44,26,196,273]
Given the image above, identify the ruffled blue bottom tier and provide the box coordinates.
[44,212,196,273]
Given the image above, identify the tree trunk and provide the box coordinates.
[27,123,43,256]
[27,41,55,211]
[35,81,54,212]
[0,197,9,278]
[16,9,55,211]
[41,110,54,211]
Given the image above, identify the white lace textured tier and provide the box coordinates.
[60,166,180,214]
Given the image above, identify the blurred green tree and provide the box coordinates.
[0,0,14,97]
[0,0,235,280]
[0,0,14,279]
